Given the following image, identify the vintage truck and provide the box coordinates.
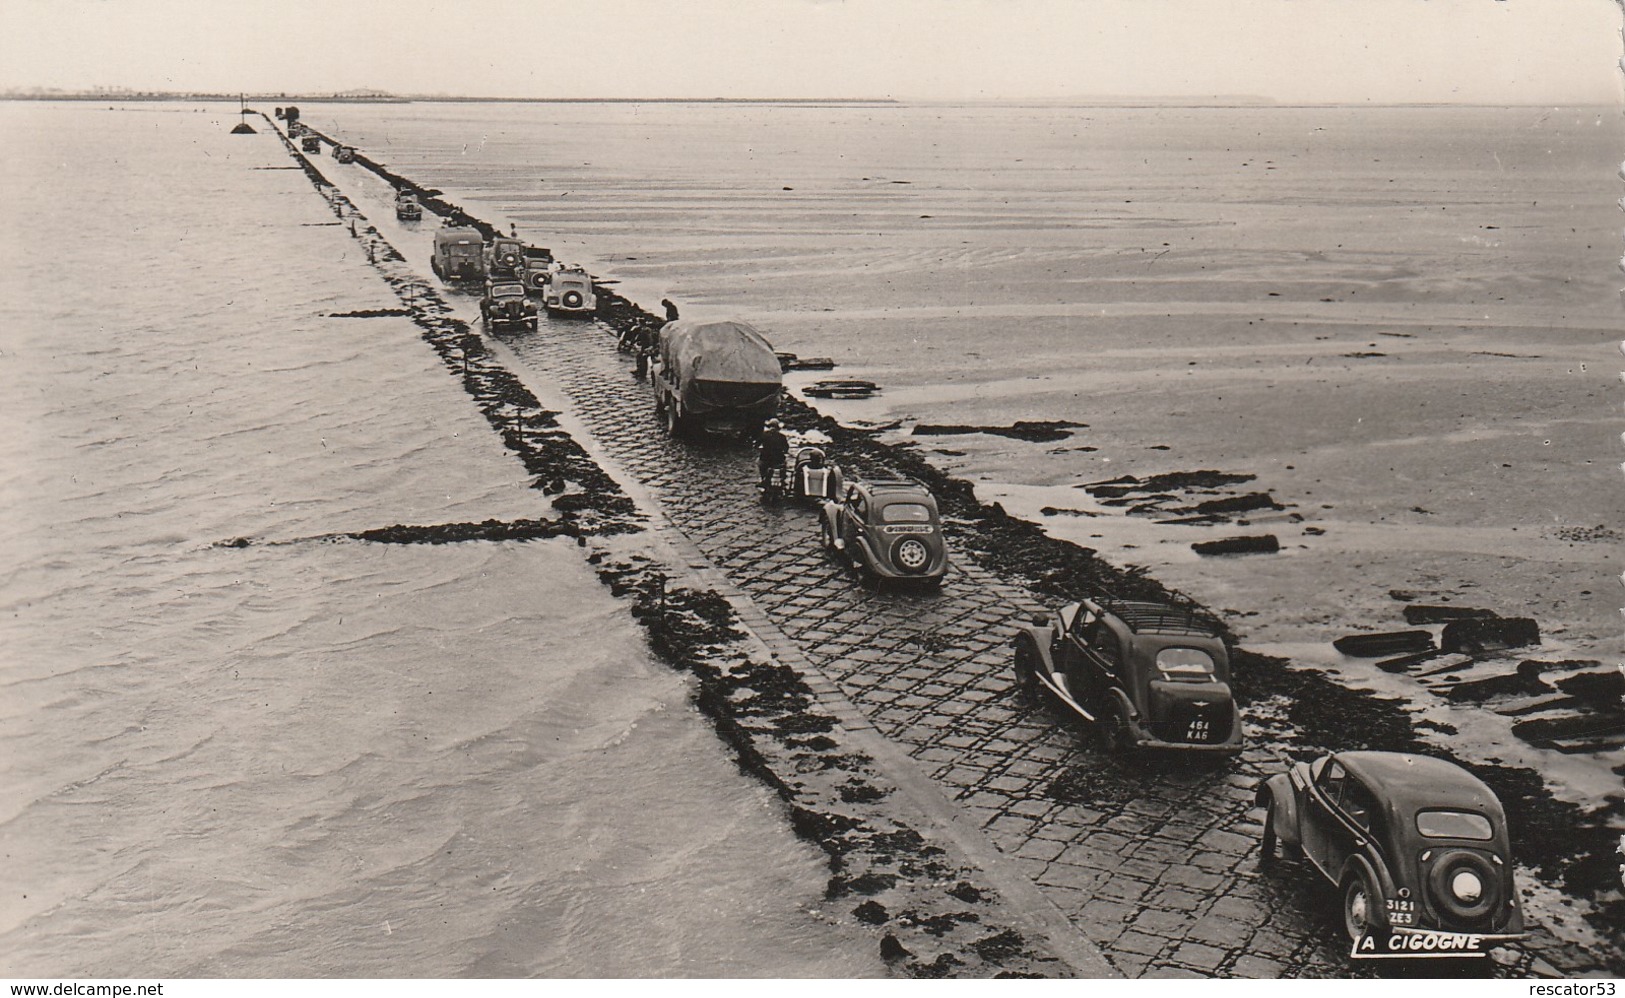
[431,224,484,281]
[652,319,782,438]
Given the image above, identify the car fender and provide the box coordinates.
[852,531,884,569]
[1339,853,1397,928]
[1258,773,1303,849]
[1103,684,1139,725]
[1012,625,1057,675]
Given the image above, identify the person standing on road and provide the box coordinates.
[662,298,680,322]
[757,418,789,492]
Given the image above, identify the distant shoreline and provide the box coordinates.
[4,93,1617,109]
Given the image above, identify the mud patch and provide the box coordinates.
[912,420,1087,443]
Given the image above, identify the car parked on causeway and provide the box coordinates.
[1256,751,1525,950]
[1012,598,1242,754]
[820,478,947,587]
[480,280,538,332]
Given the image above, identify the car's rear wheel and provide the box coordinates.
[1342,868,1379,943]
[1099,701,1133,755]
[664,403,681,438]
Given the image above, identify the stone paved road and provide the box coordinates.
[500,321,1602,979]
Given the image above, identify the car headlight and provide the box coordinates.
[1450,870,1483,903]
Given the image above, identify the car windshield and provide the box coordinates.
[1416,810,1493,840]
[491,285,525,297]
[1154,647,1215,681]
[880,502,932,523]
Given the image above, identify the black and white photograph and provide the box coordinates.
[1,0,1621,983]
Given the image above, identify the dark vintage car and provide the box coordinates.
[394,191,422,221]
[819,478,947,586]
[300,135,321,154]
[1257,751,1525,950]
[1012,598,1243,754]
[332,144,356,164]
[480,281,537,332]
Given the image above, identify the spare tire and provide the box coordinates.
[1426,849,1500,924]
[892,537,930,574]
[562,290,584,309]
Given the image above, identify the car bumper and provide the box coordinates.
[1124,717,1244,753]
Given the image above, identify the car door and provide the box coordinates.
[1054,606,1094,689]
[1301,757,1350,879]
[1324,775,1380,886]
[1080,619,1123,700]
[840,491,867,553]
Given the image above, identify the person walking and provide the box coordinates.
[757,418,789,493]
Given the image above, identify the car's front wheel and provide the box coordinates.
[1014,643,1043,701]
[1259,799,1279,866]
[1342,868,1379,943]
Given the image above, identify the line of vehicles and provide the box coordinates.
[362,130,1527,960]
[427,220,598,323]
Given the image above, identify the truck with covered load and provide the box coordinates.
[652,319,782,438]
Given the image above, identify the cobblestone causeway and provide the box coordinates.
[502,323,1599,979]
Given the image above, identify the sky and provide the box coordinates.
[1,0,1620,104]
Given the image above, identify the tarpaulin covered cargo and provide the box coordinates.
[654,319,782,435]
[658,319,782,412]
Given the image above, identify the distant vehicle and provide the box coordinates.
[484,235,527,280]
[1256,751,1525,949]
[480,280,538,332]
[332,144,356,164]
[652,319,782,438]
[542,266,597,316]
[431,224,484,281]
[521,246,554,293]
[300,135,321,154]
[394,191,422,222]
[820,478,948,587]
[1012,598,1243,754]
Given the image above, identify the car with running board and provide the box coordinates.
[542,265,597,316]
[480,280,538,332]
[820,478,948,587]
[1012,598,1243,754]
[1255,751,1525,953]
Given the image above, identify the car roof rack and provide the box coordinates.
[858,477,927,491]
[1096,599,1219,637]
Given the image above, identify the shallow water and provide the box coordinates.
[0,103,881,977]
